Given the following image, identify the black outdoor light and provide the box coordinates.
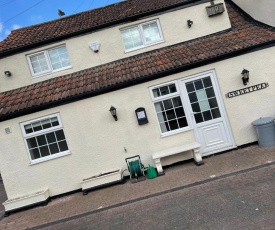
[4,71,12,77]
[187,20,193,28]
[109,106,118,121]
[241,69,249,85]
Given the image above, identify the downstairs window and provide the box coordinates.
[21,114,70,164]
[150,82,189,135]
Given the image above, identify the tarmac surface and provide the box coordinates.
[0,144,274,230]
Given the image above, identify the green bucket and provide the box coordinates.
[147,164,157,179]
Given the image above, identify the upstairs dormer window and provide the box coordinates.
[27,45,71,77]
[121,20,164,52]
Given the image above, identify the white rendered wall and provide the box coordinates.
[0,0,230,92]
[232,0,275,26]
[1,45,274,200]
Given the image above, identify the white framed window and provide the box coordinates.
[150,82,189,136]
[121,20,164,52]
[21,114,70,164]
[27,45,71,77]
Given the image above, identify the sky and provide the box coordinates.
[0,0,123,41]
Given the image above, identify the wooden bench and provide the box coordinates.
[152,142,204,175]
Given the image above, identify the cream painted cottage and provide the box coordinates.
[0,0,275,214]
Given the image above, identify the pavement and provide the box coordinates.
[0,144,274,230]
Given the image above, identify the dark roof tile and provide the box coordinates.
[0,0,190,55]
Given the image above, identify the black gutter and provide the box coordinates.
[1,39,275,122]
[0,0,207,59]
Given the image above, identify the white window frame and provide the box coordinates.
[27,45,72,78]
[120,19,164,53]
[20,113,70,165]
[150,81,191,137]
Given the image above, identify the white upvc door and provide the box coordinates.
[180,70,235,156]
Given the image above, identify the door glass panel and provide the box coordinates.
[203,77,212,87]
[188,92,197,103]
[212,108,221,119]
[194,80,203,90]
[191,103,200,113]
[209,98,218,108]
[186,83,195,93]
[194,113,203,123]
[199,100,210,112]
[206,87,215,98]
[203,111,212,121]
[186,76,220,124]
[196,90,207,101]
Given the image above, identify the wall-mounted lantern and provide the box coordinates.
[241,69,250,85]
[89,41,100,53]
[187,20,193,28]
[4,71,12,77]
[109,106,118,121]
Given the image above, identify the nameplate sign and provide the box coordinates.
[225,83,269,98]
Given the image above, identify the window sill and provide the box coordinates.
[160,127,193,138]
[31,66,73,79]
[124,40,165,53]
[29,151,71,166]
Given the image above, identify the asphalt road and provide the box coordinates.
[31,164,275,230]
